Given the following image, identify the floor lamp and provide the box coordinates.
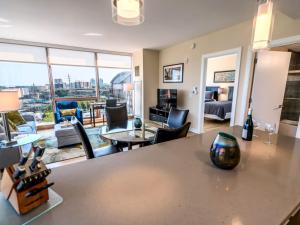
[0,90,20,146]
[123,83,134,115]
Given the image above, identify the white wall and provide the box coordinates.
[133,49,159,119]
[159,12,300,133]
[206,54,237,101]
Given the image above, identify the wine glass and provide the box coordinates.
[265,123,276,144]
[252,118,261,138]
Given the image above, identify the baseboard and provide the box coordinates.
[189,128,200,134]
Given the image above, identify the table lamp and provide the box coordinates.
[0,90,20,146]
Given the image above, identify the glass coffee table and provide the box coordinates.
[99,120,160,150]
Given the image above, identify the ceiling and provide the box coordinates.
[0,0,299,53]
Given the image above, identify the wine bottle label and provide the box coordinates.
[242,129,248,139]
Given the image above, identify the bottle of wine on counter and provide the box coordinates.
[242,108,254,141]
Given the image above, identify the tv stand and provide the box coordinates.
[149,107,170,123]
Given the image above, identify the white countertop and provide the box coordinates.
[7,127,300,225]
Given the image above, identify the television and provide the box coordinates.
[157,89,177,110]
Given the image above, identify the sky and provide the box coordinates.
[0,62,131,87]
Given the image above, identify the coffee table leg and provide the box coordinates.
[128,143,132,150]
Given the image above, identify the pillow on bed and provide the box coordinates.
[205,91,214,101]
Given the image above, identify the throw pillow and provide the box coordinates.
[60,109,77,117]
[6,111,27,131]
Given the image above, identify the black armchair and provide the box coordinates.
[72,121,120,159]
[167,107,189,128]
[153,122,191,144]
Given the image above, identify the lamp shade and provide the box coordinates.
[218,87,226,95]
[112,0,144,26]
[0,91,20,112]
[123,83,134,92]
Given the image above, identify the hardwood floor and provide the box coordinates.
[204,119,230,132]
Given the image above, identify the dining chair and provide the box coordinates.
[72,121,120,159]
[166,107,189,128]
[105,104,128,131]
[106,99,117,107]
[153,122,191,144]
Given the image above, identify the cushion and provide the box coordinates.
[205,91,214,101]
[60,109,77,117]
[6,111,26,131]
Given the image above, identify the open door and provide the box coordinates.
[251,51,291,133]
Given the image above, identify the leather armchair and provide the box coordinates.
[167,107,189,128]
[54,101,83,124]
[105,105,128,131]
[153,122,191,144]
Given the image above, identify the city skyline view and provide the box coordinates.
[0,62,131,87]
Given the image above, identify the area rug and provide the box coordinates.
[38,127,109,164]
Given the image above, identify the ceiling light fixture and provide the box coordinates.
[111,0,144,26]
[252,0,276,51]
[83,33,103,36]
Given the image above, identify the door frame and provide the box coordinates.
[198,47,242,133]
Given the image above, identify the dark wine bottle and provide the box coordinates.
[242,108,254,141]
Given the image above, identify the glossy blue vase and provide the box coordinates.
[134,117,142,129]
[210,132,240,170]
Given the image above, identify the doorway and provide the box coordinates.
[199,48,242,133]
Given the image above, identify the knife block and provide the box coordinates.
[1,161,49,215]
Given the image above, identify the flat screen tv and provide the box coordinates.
[157,89,177,110]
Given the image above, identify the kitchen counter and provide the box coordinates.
[3,126,300,225]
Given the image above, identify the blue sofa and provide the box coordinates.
[54,101,83,124]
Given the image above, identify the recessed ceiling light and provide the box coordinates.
[83,33,103,37]
[0,18,9,23]
[0,24,13,28]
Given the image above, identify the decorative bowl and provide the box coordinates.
[210,132,240,170]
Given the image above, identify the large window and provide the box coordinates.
[0,43,133,125]
[0,43,53,124]
[49,49,97,99]
[0,62,53,124]
[98,54,132,104]
[52,65,97,98]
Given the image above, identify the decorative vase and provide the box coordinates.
[134,117,142,129]
[210,132,240,170]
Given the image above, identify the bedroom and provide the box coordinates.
[203,53,238,132]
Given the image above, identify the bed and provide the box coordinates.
[204,86,234,121]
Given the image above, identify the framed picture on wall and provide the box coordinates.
[214,70,235,83]
[163,63,184,83]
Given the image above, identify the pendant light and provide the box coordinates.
[112,0,144,26]
[252,0,276,51]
